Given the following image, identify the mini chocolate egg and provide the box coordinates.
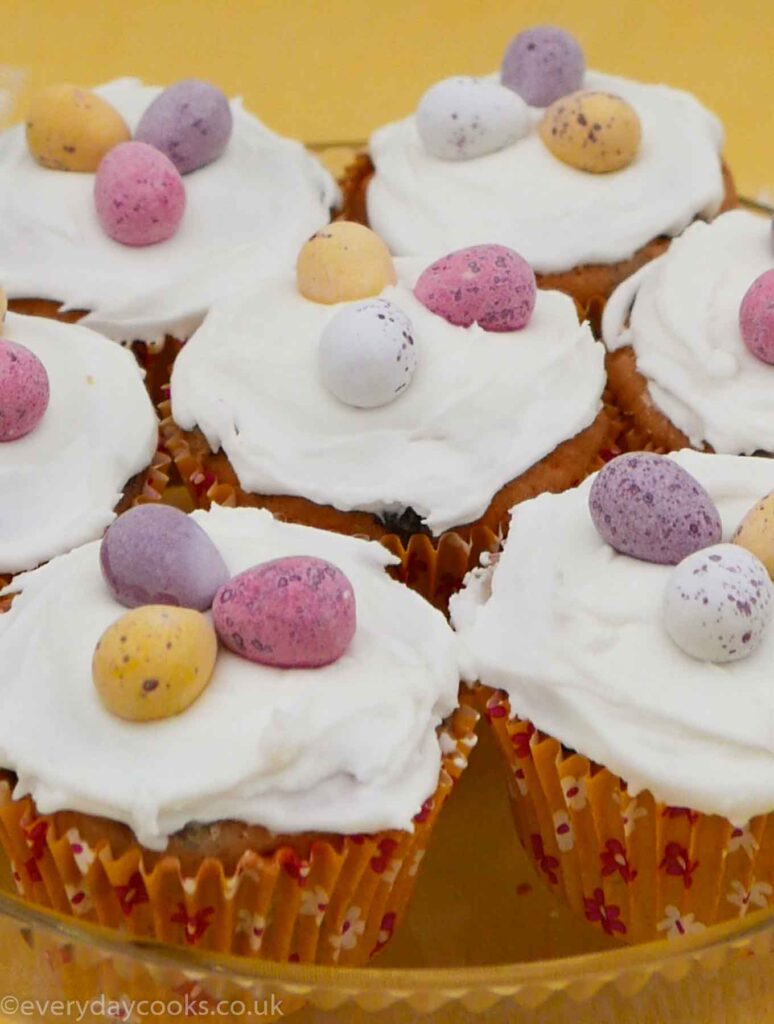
[0,340,50,442]
[100,504,230,610]
[92,605,217,722]
[296,222,396,304]
[319,298,417,408]
[26,84,130,172]
[664,544,772,663]
[539,91,641,173]
[414,244,536,331]
[501,26,585,107]
[135,79,233,174]
[416,76,529,161]
[94,141,186,246]
[739,269,774,365]
[213,556,356,668]
[589,453,722,565]
[733,491,774,579]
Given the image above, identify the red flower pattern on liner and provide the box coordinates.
[22,820,49,861]
[115,872,149,916]
[531,834,560,885]
[583,888,627,936]
[511,723,536,760]
[485,693,508,722]
[371,838,399,874]
[371,911,397,956]
[662,806,700,824]
[600,839,638,883]
[170,904,215,945]
[413,797,434,824]
[660,842,700,889]
[281,852,311,885]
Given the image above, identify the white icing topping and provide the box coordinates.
[0,79,339,345]
[451,450,774,823]
[0,312,158,575]
[603,211,774,453]
[171,260,605,535]
[0,505,460,849]
[368,71,725,273]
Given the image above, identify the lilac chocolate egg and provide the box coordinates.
[416,76,529,161]
[213,556,357,669]
[589,453,722,565]
[739,269,774,365]
[414,244,536,332]
[501,26,585,107]
[94,141,186,246]
[100,504,229,611]
[135,79,233,175]
[0,340,49,442]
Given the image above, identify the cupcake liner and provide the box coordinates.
[477,686,773,945]
[0,704,478,966]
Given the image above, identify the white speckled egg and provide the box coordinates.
[319,298,417,409]
[416,76,530,161]
[664,543,773,664]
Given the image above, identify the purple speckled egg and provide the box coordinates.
[0,340,49,442]
[100,504,229,611]
[135,79,233,175]
[589,453,722,565]
[739,269,774,365]
[501,26,585,107]
[212,556,357,669]
[414,245,536,332]
[94,141,186,246]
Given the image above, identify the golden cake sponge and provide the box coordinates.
[297,221,396,303]
[539,91,641,174]
[26,85,130,172]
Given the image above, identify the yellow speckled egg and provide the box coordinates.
[26,85,130,172]
[92,605,217,722]
[733,492,774,579]
[539,91,641,174]
[0,286,6,322]
[296,221,396,304]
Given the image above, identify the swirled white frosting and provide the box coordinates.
[0,79,339,346]
[0,312,158,575]
[170,260,606,535]
[451,450,774,824]
[603,211,774,453]
[0,505,460,849]
[368,71,725,273]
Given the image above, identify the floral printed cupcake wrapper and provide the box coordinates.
[477,686,773,945]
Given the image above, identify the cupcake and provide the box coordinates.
[604,210,774,454]
[0,503,476,964]
[451,449,774,943]
[161,223,612,607]
[342,26,736,331]
[0,78,339,398]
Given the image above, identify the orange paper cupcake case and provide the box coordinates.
[476,686,773,946]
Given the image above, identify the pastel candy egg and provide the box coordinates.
[0,340,50,442]
[664,544,772,663]
[0,286,7,322]
[26,84,130,172]
[296,222,396,304]
[589,452,722,565]
[501,26,585,107]
[416,76,529,161]
[92,605,217,722]
[539,91,641,173]
[733,491,774,579]
[414,244,536,332]
[100,504,230,611]
[739,269,774,365]
[135,79,233,174]
[213,556,356,668]
[94,141,186,246]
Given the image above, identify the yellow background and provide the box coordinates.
[0,0,772,198]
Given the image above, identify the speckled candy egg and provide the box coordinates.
[26,84,130,172]
[414,244,536,332]
[213,556,357,668]
[539,91,641,173]
[296,222,396,304]
[100,504,230,610]
[739,269,774,365]
[501,26,585,107]
[416,76,529,161]
[664,544,772,663]
[589,453,722,565]
[92,605,217,722]
[0,340,50,442]
[94,141,186,246]
[135,79,233,174]
[733,491,774,579]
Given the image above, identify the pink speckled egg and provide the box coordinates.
[94,141,186,246]
[0,340,50,442]
[739,269,774,365]
[213,556,357,669]
[414,245,536,332]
